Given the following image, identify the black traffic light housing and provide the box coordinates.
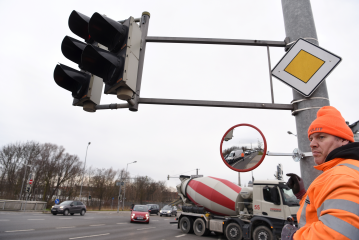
[53,11,104,112]
[82,13,142,101]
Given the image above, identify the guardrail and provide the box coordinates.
[0,199,46,211]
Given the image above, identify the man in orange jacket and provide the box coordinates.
[281,106,359,240]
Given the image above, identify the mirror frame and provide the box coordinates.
[220,123,267,172]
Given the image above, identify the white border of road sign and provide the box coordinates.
[272,38,341,97]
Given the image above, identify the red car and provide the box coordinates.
[130,205,150,223]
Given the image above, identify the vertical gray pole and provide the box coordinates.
[117,184,122,213]
[80,142,91,199]
[238,172,241,186]
[19,164,28,200]
[282,0,330,189]
[130,12,150,112]
[122,165,129,211]
[266,46,274,103]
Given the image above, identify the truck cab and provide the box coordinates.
[251,180,300,236]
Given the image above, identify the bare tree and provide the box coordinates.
[91,168,118,210]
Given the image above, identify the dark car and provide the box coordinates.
[131,205,149,223]
[146,204,159,215]
[51,200,86,216]
[160,205,177,217]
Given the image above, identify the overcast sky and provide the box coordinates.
[1,0,358,190]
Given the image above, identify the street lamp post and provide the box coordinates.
[79,142,91,200]
[122,161,137,211]
[19,163,31,200]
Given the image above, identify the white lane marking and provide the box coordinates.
[69,233,110,239]
[27,219,44,220]
[116,223,128,224]
[56,226,76,229]
[137,227,156,230]
[175,234,186,238]
[5,229,35,233]
[0,220,9,221]
[89,224,105,226]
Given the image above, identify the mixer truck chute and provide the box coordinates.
[175,176,299,240]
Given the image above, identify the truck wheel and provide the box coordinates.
[179,217,193,234]
[225,223,242,240]
[193,218,210,236]
[253,226,274,240]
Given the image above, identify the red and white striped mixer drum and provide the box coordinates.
[180,176,241,216]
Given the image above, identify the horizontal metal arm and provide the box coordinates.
[96,103,130,110]
[95,98,293,110]
[146,36,286,47]
[139,98,293,110]
[267,151,313,157]
[267,152,295,156]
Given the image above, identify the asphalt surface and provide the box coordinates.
[0,211,226,240]
[231,152,258,170]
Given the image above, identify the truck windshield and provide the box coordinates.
[281,188,300,206]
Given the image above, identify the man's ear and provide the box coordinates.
[342,139,350,146]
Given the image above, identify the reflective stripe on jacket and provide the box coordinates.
[294,158,359,240]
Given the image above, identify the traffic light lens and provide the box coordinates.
[54,64,91,99]
[69,10,94,43]
[62,36,87,66]
[82,45,124,85]
[89,12,128,51]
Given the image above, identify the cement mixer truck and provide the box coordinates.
[174,175,299,240]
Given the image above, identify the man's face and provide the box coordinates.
[309,132,349,165]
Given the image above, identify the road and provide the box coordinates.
[231,152,259,170]
[0,211,226,240]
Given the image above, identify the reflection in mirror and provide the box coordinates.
[221,125,265,171]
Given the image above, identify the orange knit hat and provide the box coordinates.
[308,106,354,142]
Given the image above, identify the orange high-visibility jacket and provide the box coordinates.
[294,158,359,240]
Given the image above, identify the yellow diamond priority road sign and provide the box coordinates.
[272,38,341,97]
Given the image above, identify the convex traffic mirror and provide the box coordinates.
[220,124,267,172]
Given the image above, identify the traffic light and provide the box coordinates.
[82,12,142,100]
[26,186,31,193]
[53,10,104,112]
[88,195,91,200]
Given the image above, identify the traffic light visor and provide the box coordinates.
[89,12,128,51]
[82,45,124,85]
[54,64,90,99]
[61,36,87,66]
[69,10,93,43]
